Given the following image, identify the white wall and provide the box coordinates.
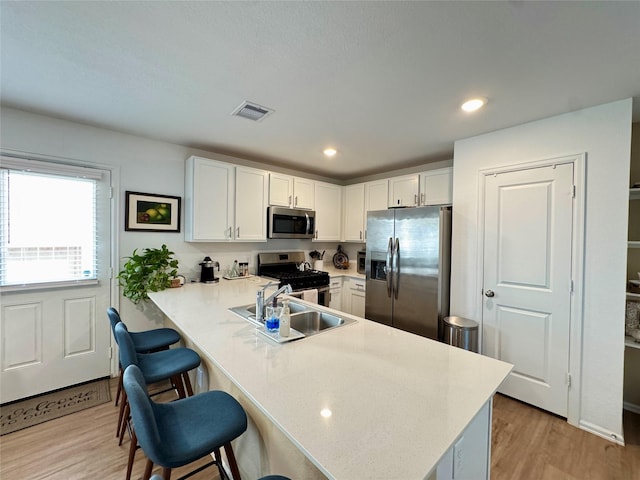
[450,99,633,441]
[0,107,363,331]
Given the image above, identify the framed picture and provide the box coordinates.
[125,191,181,232]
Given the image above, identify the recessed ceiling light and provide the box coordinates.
[323,148,337,157]
[461,98,487,113]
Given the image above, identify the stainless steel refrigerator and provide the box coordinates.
[365,206,452,340]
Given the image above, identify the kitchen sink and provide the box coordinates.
[229,299,355,337]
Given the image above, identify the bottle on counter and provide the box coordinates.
[265,297,281,333]
[230,260,239,278]
[280,300,290,337]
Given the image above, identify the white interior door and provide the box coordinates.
[482,162,574,417]
[0,158,112,403]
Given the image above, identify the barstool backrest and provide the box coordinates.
[122,365,164,463]
[107,307,122,339]
[114,322,138,369]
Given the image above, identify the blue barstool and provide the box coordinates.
[107,307,181,408]
[115,323,201,480]
[123,365,248,480]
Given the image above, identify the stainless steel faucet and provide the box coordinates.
[255,282,293,323]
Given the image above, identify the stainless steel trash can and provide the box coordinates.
[443,316,478,353]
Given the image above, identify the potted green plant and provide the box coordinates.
[117,244,179,305]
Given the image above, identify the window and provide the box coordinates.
[1,157,101,288]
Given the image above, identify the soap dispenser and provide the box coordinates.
[280,300,290,337]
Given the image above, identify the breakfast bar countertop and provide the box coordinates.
[149,279,511,480]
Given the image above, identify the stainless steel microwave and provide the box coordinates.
[267,206,316,239]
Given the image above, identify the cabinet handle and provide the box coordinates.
[414,193,418,205]
[236,227,240,238]
[421,193,425,205]
[295,195,298,207]
[288,195,292,206]
[359,230,363,240]
[315,229,319,239]
[227,226,232,238]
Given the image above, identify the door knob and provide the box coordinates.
[485,289,495,298]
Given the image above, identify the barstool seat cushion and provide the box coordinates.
[124,365,248,469]
[129,328,181,353]
[152,390,248,467]
[258,476,292,480]
[136,347,201,385]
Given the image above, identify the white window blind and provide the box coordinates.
[0,157,100,288]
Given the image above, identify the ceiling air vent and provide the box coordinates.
[231,101,274,122]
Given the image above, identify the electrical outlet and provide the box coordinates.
[453,436,464,478]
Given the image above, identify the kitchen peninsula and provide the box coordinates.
[149,279,512,480]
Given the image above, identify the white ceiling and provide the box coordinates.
[1,1,639,181]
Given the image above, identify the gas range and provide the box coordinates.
[257,252,329,291]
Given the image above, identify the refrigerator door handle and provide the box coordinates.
[386,237,393,297]
[393,237,400,299]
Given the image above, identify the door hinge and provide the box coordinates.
[566,373,572,387]
[572,185,576,198]
[570,279,574,293]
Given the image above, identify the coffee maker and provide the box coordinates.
[199,256,219,283]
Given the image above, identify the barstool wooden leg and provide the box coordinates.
[115,365,123,406]
[119,401,130,446]
[117,389,128,437]
[223,442,242,480]
[182,371,194,397]
[125,429,138,480]
[162,466,172,480]
[143,459,154,480]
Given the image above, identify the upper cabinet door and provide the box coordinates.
[293,177,315,210]
[185,156,233,241]
[314,182,342,241]
[343,183,365,242]
[420,168,453,205]
[269,172,294,207]
[365,179,389,212]
[235,166,268,241]
[388,174,420,207]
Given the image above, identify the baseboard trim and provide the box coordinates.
[623,401,640,415]
[578,420,625,446]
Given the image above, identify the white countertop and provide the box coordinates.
[149,279,511,480]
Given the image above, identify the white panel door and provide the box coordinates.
[482,162,573,417]
[0,162,112,403]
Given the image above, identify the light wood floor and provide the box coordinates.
[1,379,639,479]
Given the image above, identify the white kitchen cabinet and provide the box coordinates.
[388,174,420,207]
[365,179,389,212]
[343,277,366,317]
[269,173,315,210]
[343,184,365,242]
[185,156,268,242]
[419,167,453,205]
[329,277,343,311]
[343,180,389,242]
[314,181,342,241]
[235,166,269,240]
